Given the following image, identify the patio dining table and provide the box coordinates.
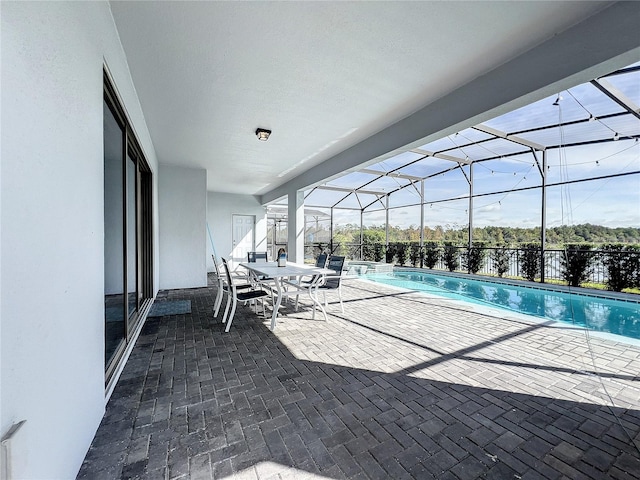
[239,261,333,330]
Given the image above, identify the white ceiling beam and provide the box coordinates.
[435,152,472,164]
[591,78,640,120]
[410,148,471,164]
[473,124,546,151]
[313,184,386,196]
[410,148,433,157]
[359,168,422,181]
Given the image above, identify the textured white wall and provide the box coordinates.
[207,192,267,270]
[159,166,207,289]
[0,2,158,478]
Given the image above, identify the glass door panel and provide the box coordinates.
[126,154,138,320]
[103,100,126,365]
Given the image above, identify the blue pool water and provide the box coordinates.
[364,270,640,341]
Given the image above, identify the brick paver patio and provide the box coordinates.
[78,275,640,479]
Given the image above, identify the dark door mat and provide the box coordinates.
[148,300,192,317]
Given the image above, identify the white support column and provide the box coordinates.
[532,148,547,283]
[360,209,364,260]
[420,180,425,248]
[541,150,547,283]
[468,162,474,249]
[385,195,390,248]
[287,190,305,263]
[330,207,334,254]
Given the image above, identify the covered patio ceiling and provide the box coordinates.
[110,2,639,203]
[301,63,640,213]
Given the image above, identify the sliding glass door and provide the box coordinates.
[104,98,126,366]
[104,71,153,383]
[126,153,138,321]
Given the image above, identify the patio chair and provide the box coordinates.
[317,255,345,314]
[279,253,338,318]
[287,253,328,287]
[221,257,270,332]
[246,250,278,291]
[315,253,328,268]
[213,255,253,318]
[247,251,268,262]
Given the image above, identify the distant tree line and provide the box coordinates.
[328,223,640,248]
[307,222,640,292]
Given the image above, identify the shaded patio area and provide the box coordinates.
[78,276,640,479]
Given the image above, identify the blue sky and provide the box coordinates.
[319,71,640,230]
[326,137,639,230]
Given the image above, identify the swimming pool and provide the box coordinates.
[363,270,640,341]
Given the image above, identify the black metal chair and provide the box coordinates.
[315,253,328,268]
[212,255,254,317]
[220,257,269,332]
[281,254,345,319]
[317,255,345,314]
[246,251,276,292]
[288,253,328,288]
[247,251,268,263]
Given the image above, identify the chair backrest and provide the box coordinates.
[211,255,221,277]
[221,257,235,291]
[247,251,268,263]
[315,253,328,268]
[326,256,345,274]
[324,256,345,289]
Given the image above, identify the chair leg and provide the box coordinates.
[214,292,222,317]
[225,298,238,333]
[338,288,344,313]
[311,288,327,322]
[222,295,232,324]
[214,281,224,317]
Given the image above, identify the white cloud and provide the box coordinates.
[477,204,501,213]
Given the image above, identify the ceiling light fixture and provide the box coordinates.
[255,128,271,141]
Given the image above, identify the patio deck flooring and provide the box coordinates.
[78,275,640,479]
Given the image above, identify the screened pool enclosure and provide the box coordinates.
[267,62,640,283]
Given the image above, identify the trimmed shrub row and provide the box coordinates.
[361,241,639,292]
